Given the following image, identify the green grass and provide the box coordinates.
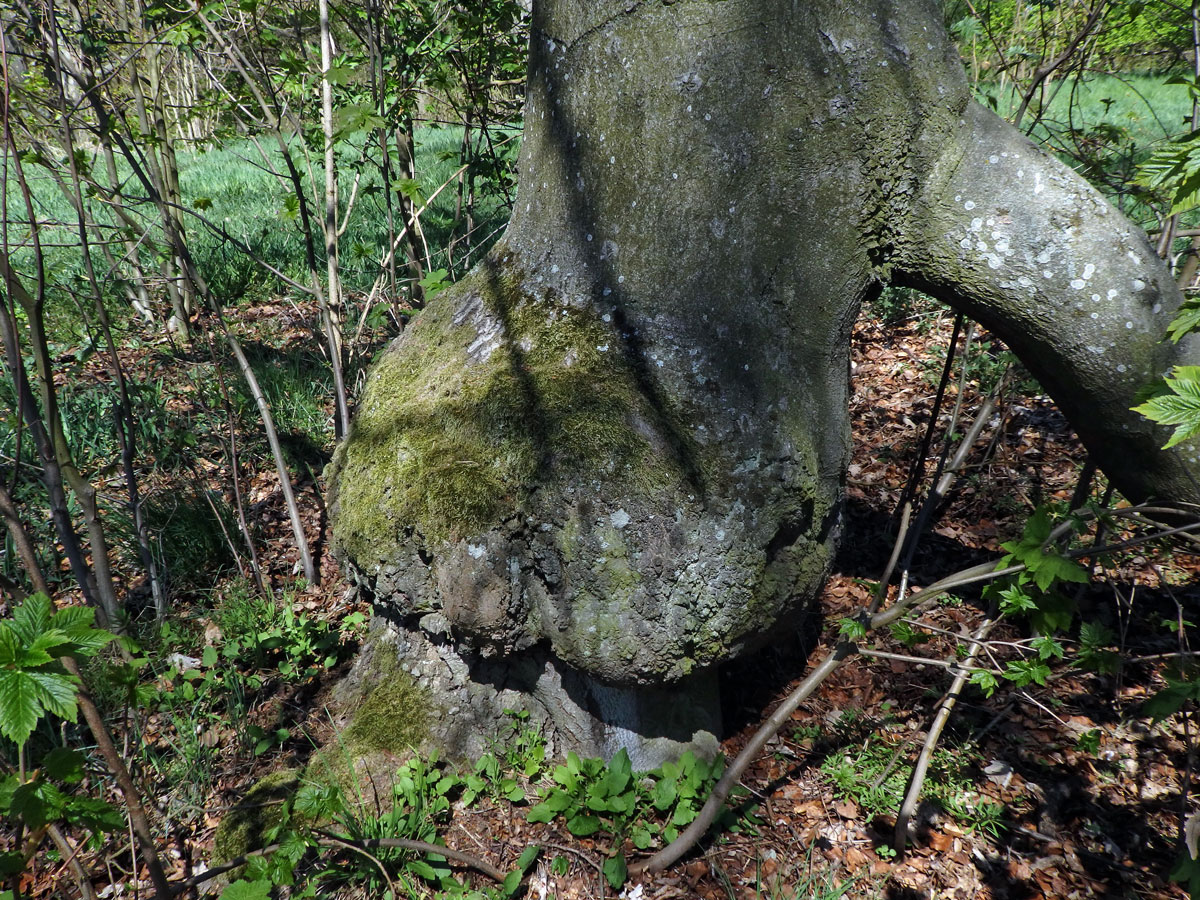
[981,73,1191,146]
[6,123,518,346]
[175,125,517,304]
[977,73,1193,228]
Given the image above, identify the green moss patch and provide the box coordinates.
[331,254,685,561]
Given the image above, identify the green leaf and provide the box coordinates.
[605,748,632,794]
[1030,634,1065,661]
[42,748,86,783]
[11,594,51,644]
[27,671,80,721]
[651,777,677,811]
[515,846,540,872]
[526,802,555,824]
[220,879,273,900]
[1167,298,1200,343]
[502,869,524,897]
[970,669,999,697]
[566,814,601,837]
[1144,678,1200,722]
[404,859,440,881]
[999,583,1036,616]
[0,671,42,747]
[837,617,866,641]
[602,854,627,890]
[1029,552,1088,592]
[1003,660,1051,688]
[1133,367,1200,449]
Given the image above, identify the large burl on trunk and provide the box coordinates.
[328,0,1200,767]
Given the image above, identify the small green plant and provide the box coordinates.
[970,506,1090,698]
[0,595,122,886]
[1132,366,1200,450]
[219,753,537,900]
[526,749,736,889]
[820,736,982,828]
[462,709,547,806]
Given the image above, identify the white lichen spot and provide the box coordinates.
[1034,172,1045,195]
[618,275,625,284]
[1132,278,1146,291]
[602,287,612,296]
[1117,364,1127,373]
[1082,263,1096,280]
[976,240,989,252]
[1091,293,1100,302]
[1044,270,1053,279]
[597,344,609,352]
[1125,321,1134,329]
[1090,312,1099,319]
[467,544,486,560]
[609,509,631,530]
[987,254,1002,269]
[1016,169,1024,178]
[602,313,612,322]
[960,238,972,250]
[989,155,999,164]
[1070,279,1086,290]
[964,200,976,210]
[586,233,593,242]
[971,217,983,232]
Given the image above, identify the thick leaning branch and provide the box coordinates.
[898,101,1200,505]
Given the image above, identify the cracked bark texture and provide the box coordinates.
[328,0,1200,765]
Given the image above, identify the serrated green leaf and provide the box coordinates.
[1134,367,1200,448]
[11,594,51,644]
[970,669,999,697]
[0,671,42,746]
[1030,552,1089,592]
[28,671,80,721]
[1168,299,1200,343]
[0,627,19,666]
[220,879,273,900]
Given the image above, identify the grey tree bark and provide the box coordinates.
[329,0,1200,766]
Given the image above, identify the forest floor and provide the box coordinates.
[17,301,1200,900]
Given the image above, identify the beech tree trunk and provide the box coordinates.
[330,0,1200,766]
